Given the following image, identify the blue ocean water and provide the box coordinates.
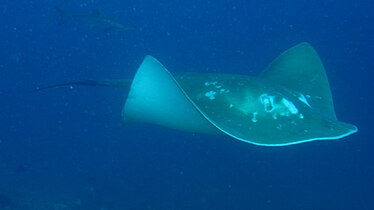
[0,0,372,209]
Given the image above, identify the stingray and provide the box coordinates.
[34,42,357,146]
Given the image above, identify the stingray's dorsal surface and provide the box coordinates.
[123,43,357,146]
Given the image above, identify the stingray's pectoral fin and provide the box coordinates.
[122,56,219,134]
[247,42,357,145]
[260,42,338,119]
[260,42,358,127]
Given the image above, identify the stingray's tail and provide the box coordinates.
[30,79,132,93]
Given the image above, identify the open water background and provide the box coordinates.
[0,0,372,209]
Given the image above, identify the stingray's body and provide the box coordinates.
[37,42,357,146]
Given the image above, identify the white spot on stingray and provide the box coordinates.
[219,88,230,94]
[299,113,304,119]
[281,98,298,114]
[259,94,275,112]
[272,113,278,120]
[229,103,234,108]
[204,81,227,93]
[297,93,312,108]
[205,91,217,100]
[204,81,218,86]
[251,112,258,123]
[279,111,290,117]
[259,94,301,119]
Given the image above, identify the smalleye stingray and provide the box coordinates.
[34,42,357,146]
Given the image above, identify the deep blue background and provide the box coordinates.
[0,0,373,209]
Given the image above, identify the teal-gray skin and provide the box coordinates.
[123,43,357,146]
[35,42,357,146]
[171,73,356,146]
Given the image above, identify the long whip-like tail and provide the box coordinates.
[30,79,132,93]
